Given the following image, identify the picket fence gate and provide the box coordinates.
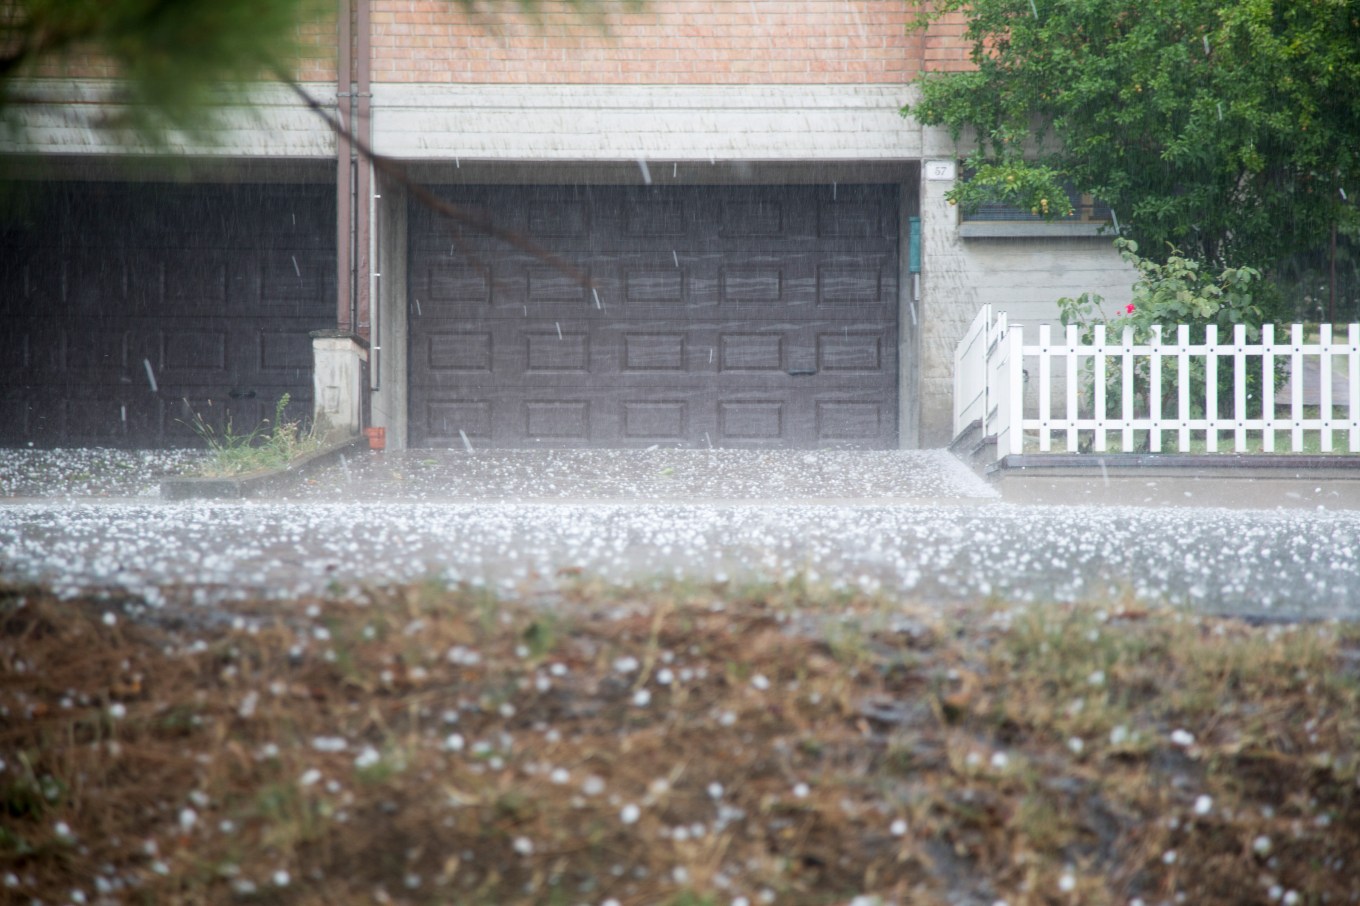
[953,306,1360,461]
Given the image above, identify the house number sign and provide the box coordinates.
[925,160,957,181]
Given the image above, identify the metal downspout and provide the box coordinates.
[356,0,373,344]
[336,0,353,333]
[356,0,375,412]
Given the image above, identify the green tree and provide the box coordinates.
[905,0,1360,277]
[0,0,331,134]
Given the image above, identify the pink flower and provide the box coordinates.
[1126,304,1136,314]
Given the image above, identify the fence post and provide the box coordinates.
[1261,324,1275,452]
[1321,323,1334,452]
[1121,325,1135,452]
[1234,323,1248,452]
[1350,324,1360,454]
[1149,325,1163,452]
[1177,324,1190,451]
[1094,324,1107,452]
[1205,324,1219,452]
[1065,323,1079,453]
[1007,325,1025,456]
[1291,324,1304,452]
[1038,324,1052,452]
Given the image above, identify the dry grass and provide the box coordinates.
[1,578,1358,905]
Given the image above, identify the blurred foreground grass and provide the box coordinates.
[1,578,1357,905]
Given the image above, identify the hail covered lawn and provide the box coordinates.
[2,500,1359,617]
[2,579,1358,906]
[0,448,202,499]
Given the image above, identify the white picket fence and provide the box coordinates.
[954,308,1360,460]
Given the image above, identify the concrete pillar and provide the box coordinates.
[311,330,368,439]
[918,157,979,447]
[370,178,408,449]
[898,178,922,449]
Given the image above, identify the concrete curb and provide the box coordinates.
[988,453,1360,480]
[984,453,1360,509]
[160,437,367,500]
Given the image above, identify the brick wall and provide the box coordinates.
[921,9,973,73]
[23,17,337,83]
[20,1,973,88]
[370,0,928,84]
[297,16,341,83]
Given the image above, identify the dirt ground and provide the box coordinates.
[2,577,1358,906]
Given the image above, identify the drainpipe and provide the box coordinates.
[314,0,367,440]
[336,0,353,334]
[356,0,372,342]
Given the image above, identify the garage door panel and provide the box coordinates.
[413,389,897,450]
[424,263,492,309]
[63,395,139,444]
[414,319,892,383]
[721,197,792,238]
[717,399,787,442]
[524,329,591,373]
[524,399,592,440]
[419,186,893,251]
[424,330,495,373]
[430,234,894,260]
[527,198,589,238]
[14,322,68,375]
[256,326,320,377]
[718,332,785,372]
[818,201,893,240]
[817,262,883,307]
[423,398,493,444]
[64,250,127,312]
[816,331,887,373]
[159,325,232,378]
[0,183,335,447]
[409,184,898,449]
[162,252,229,312]
[620,399,690,442]
[815,399,887,441]
[63,324,130,375]
[623,262,686,306]
[720,263,784,306]
[620,332,687,372]
[256,251,331,312]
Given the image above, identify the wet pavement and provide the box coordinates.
[2,448,1358,619]
[283,448,1000,503]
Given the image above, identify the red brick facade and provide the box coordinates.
[369,0,926,84]
[26,1,974,87]
[921,9,974,73]
[360,2,976,83]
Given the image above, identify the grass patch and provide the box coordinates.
[187,394,329,478]
[1,581,1357,904]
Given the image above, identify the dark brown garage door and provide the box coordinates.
[409,184,899,449]
[0,182,335,447]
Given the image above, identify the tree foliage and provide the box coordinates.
[1,0,332,132]
[1058,238,1272,420]
[905,0,1360,274]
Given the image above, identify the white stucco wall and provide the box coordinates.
[371,84,923,160]
[0,80,337,157]
[914,141,1136,446]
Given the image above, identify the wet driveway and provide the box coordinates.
[1,448,1358,619]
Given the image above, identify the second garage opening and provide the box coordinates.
[408,183,900,449]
